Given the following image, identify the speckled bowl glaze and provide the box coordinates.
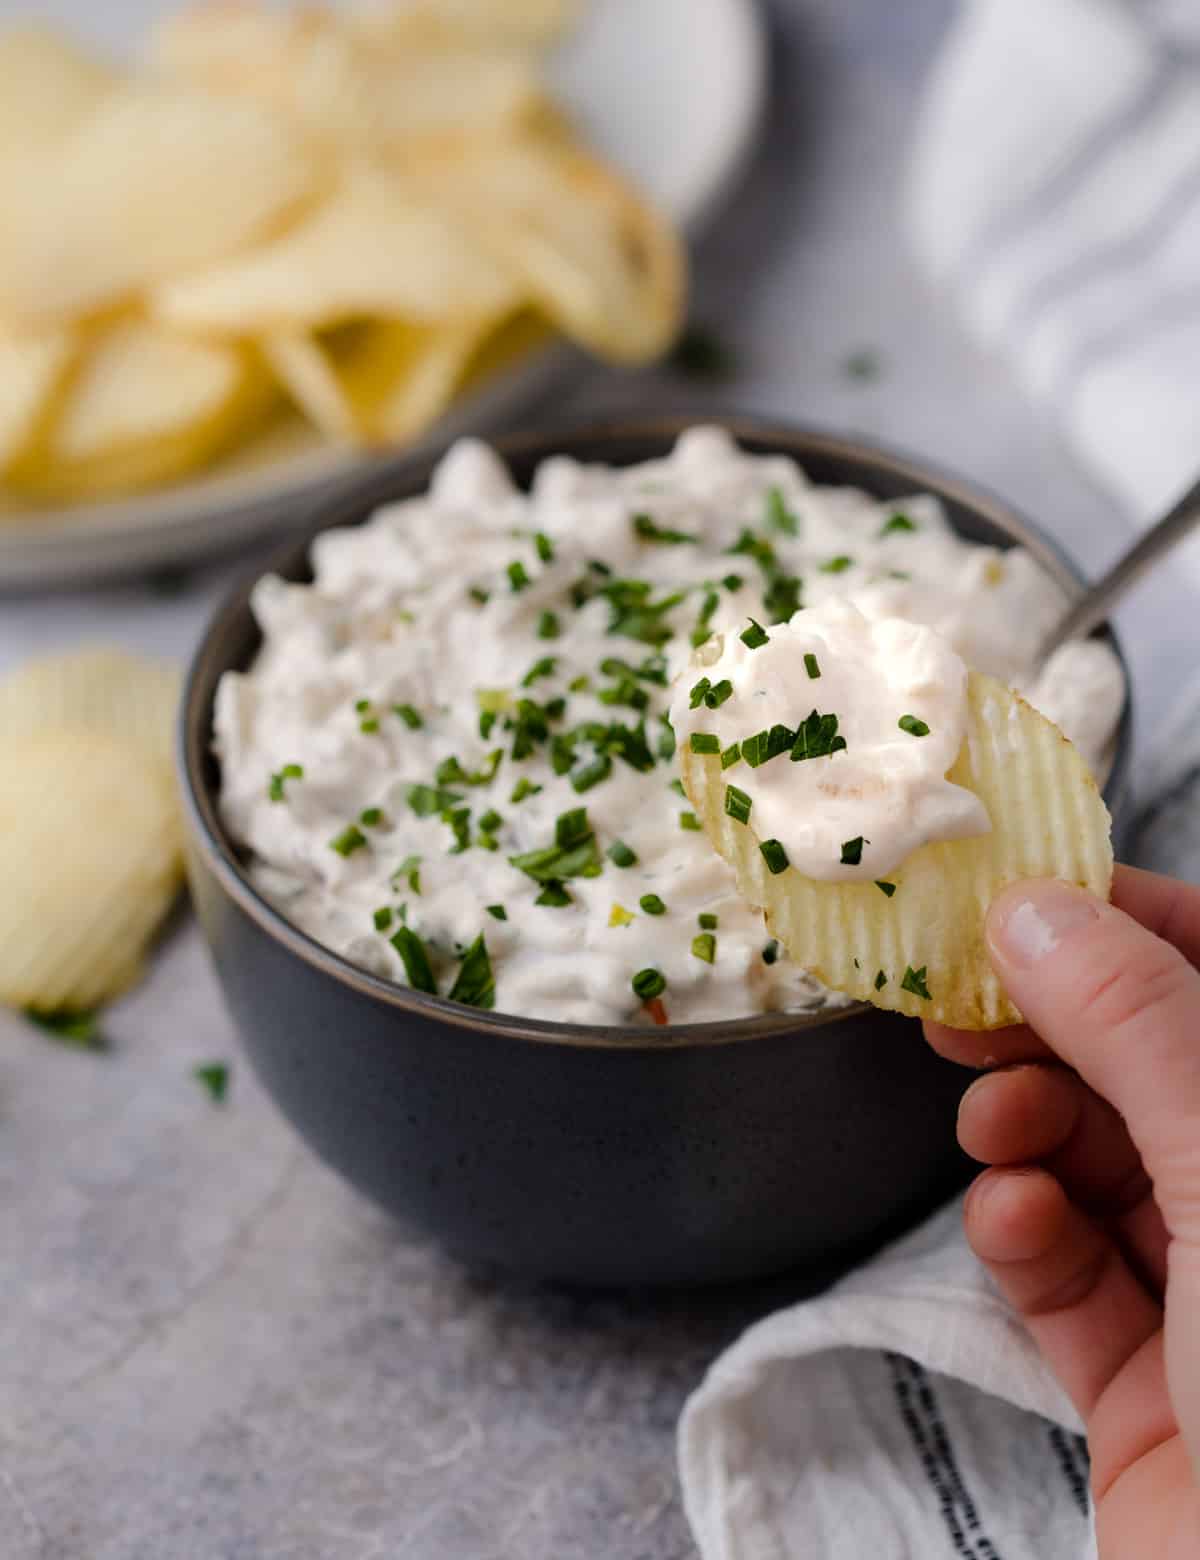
[179,417,1135,1287]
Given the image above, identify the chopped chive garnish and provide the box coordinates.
[392,855,422,894]
[608,840,637,868]
[722,572,744,592]
[534,531,555,563]
[691,932,717,964]
[359,807,385,827]
[764,572,802,624]
[901,965,932,1000]
[669,778,686,797]
[820,555,854,574]
[476,688,511,714]
[633,512,698,544]
[690,732,721,754]
[391,927,437,993]
[571,754,613,793]
[632,968,666,1001]
[267,762,304,801]
[537,610,561,640]
[486,904,507,921]
[689,677,711,709]
[510,777,542,804]
[875,880,896,897]
[535,882,572,907]
[192,1062,230,1104]
[354,698,370,713]
[589,559,613,575]
[555,807,590,849]
[609,903,635,928]
[679,811,702,831]
[568,674,590,692]
[720,742,742,770]
[639,894,667,916]
[765,485,798,536]
[24,1008,105,1049]
[698,912,719,930]
[507,560,531,592]
[804,653,821,679]
[759,839,789,875]
[840,836,865,866]
[447,934,495,1009]
[373,906,394,931]
[740,618,769,649]
[393,704,423,729]
[724,784,752,825]
[522,656,558,687]
[880,512,917,536]
[704,679,734,709]
[691,588,721,647]
[791,710,846,761]
[761,940,780,965]
[875,969,888,990]
[330,824,368,857]
[469,586,490,605]
[657,714,676,761]
[479,710,497,739]
[443,806,471,854]
[359,718,380,734]
[898,714,930,737]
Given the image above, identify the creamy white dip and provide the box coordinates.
[671,600,991,882]
[214,425,1124,1026]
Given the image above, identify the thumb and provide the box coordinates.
[986,877,1200,1458]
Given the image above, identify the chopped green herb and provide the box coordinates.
[354,698,371,713]
[740,618,769,649]
[597,675,650,711]
[479,808,503,835]
[698,912,719,930]
[765,485,799,536]
[724,784,752,824]
[568,674,590,692]
[632,968,666,1001]
[720,742,742,770]
[521,655,558,688]
[510,777,542,804]
[359,807,385,828]
[537,610,561,640]
[679,811,702,831]
[843,347,882,381]
[840,836,865,866]
[899,714,930,737]
[879,512,917,537]
[359,717,380,734]
[764,571,802,624]
[901,965,932,1000]
[443,805,472,854]
[393,704,423,729]
[373,906,394,931]
[391,926,437,993]
[759,838,789,875]
[447,934,495,1009]
[267,762,304,801]
[791,709,847,761]
[691,587,721,647]
[875,969,888,991]
[820,555,854,574]
[510,821,602,884]
[669,778,686,797]
[689,676,711,709]
[804,653,821,679]
[657,714,676,761]
[436,750,503,788]
[23,1008,105,1050]
[609,902,635,928]
[761,940,780,965]
[330,824,368,857]
[633,512,698,545]
[535,882,572,907]
[469,585,490,605]
[608,840,637,868]
[571,753,613,793]
[668,322,734,381]
[476,688,511,714]
[193,1062,230,1104]
[534,531,555,563]
[391,854,422,894]
[875,880,896,898]
[479,710,497,740]
[691,932,717,964]
[742,724,796,768]
[689,732,721,754]
[507,560,531,592]
[486,904,507,921]
[722,572,744,592]
[555,807,591,849]
[704,678,734,709]
[639,893,667,916]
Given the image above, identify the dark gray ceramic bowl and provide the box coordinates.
[179,416,1134,1287]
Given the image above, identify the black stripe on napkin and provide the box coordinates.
[1047,1426,1092,1518]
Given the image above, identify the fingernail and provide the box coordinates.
[990,881,1100,968]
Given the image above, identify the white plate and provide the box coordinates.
[0,0,765,589]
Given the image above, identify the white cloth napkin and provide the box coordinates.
[908,0,1200,534]
[678,1200,1098,1559]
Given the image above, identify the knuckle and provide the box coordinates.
[1076,942,1193,1040]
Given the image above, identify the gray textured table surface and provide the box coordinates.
[3,3,1195,1557]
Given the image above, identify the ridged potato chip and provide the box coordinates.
[681,671,1113,1030]
[8,317,273,501]
[0,326,77,474]
[0,646,181,770]
[0,730,184,1013]
[154,165,520,334]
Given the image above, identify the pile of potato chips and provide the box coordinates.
[0,1,686,506]
[0,648,184,1012]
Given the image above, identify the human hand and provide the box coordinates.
[924,865,1200,1558]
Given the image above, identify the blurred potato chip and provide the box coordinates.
[0,326,77,474]
[681,671,1113,1030]
[350,0,573,47]
[405,135,685,362]
[0,82,314,324]
[0,26,116,171]
[7,317,273,501]
[0,646,181,771]
[0,730,183,1014]
[154,165,521,333]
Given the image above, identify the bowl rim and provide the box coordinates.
[178,411,1134,1053]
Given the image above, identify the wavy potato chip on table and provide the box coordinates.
[680,667,1113,1030]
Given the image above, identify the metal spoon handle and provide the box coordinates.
[1042,473,1200,658]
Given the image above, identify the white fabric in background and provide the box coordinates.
[908,0,1200,532]
[678,1201,1098,1560]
